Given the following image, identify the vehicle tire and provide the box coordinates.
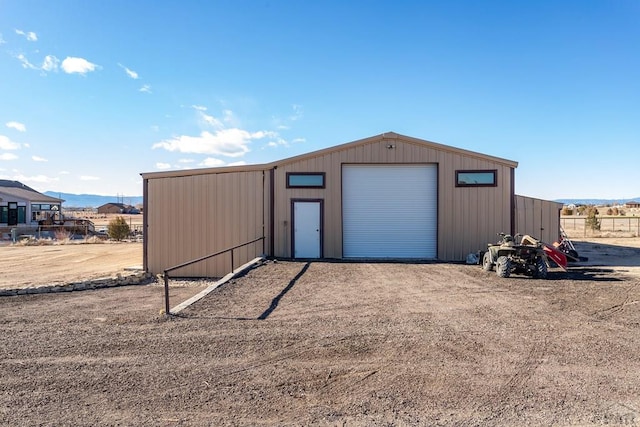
[534,257,548,279]
[496,256,511,278]
[482,252,493,271]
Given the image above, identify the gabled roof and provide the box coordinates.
[141,132,519,180]
[0,180,64,203]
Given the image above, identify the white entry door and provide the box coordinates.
[293,201,321,258]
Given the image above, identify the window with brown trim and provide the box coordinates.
[456,170,497,187]
[286,172,326,188]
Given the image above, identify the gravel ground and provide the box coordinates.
[1,252,640,426]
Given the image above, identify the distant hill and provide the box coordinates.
[44,192,143,208]
[554,198,640,206]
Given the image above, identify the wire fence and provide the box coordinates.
[561,216,640,237]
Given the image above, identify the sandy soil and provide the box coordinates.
[0,242,143,289]
[1,238,640,425]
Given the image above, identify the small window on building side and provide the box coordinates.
[456,170,497,187]
[287,173,325,188]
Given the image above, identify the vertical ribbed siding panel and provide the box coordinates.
[515,195,562,244]
[145,171,264,277]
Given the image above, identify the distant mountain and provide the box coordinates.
[554,198,640,206]
[44,192,143,208]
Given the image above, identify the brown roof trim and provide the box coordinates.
[515,194,564,208]
[140,163,272,180]
[140,132,518,180]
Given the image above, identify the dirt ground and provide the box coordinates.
[1,238,640,425]
[0,242,143,289]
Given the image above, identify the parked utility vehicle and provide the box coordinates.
[482,233,551,279]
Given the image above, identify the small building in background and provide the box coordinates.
[625,201,640,209]
[97,203,139,215]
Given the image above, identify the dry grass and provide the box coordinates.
[11,234,106,247]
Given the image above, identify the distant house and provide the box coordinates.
[97,203,139,215]
[625,201,640,209]
[0,180,64,232]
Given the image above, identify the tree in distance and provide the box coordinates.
[108,216,131,241]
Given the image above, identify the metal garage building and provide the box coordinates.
[140,132,562,277]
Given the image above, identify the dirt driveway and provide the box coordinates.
[2,250,640,425]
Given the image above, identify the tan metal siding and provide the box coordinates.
[514,195,562,244]
[142,133,521,270]
[145,170,264,277]
[273,137,514,261]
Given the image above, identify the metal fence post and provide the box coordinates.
[164,271,170,316]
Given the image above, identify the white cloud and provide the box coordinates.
[16,53,37,70]
[23,143,30,148]
[15,29,37,41]
[79,175,100,181]
[42,55,60,72]
[290,104,303,121]
[192,105,223,128]
[0,34,6,44]
[178,158,195,164]
[155,162,171,169]
[292,137,306,143]
[222,109,239,126]
[61,57,98,74]
[59,171,70,175]
[0,153,18,160]
[153,128,275,157]
[265,136,289,148]
[139,84,152,93]
[6,121,26,132]
[227,161,247,167]
[14,53,60,73]
[199,157,225,167]
[199,111,223,128]
[10,174,59,185]
[118,63,139,79]
[32,155,48,162]
[0,135,21,150]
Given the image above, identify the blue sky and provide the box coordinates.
[1,0,638,200]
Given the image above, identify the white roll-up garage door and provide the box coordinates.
[342,164,437,258]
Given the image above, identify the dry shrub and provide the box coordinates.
[12,237,53,247]
[83,235,105,244]
[54,229,72,243]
